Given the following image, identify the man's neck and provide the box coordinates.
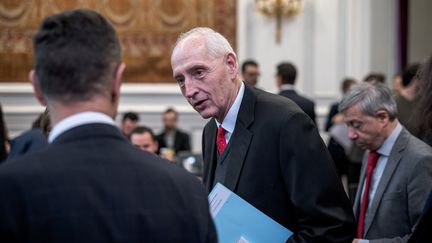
[217,80,242,122]
[48,97,116,126]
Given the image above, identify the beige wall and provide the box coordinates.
[409,0,432,64]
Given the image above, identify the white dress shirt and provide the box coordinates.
[215,82,245,144]
[48,112,116,143]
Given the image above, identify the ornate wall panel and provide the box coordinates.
[0,0,236,83]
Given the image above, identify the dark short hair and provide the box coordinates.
[364,73,386,83]
[277,62,297,84]
[130,126,156,141]
[341,78,357,94]
[164,107,178,116]
[33,9,121,103]
[241,59,258,73]
[402,63,420,87]
[122,112,139,122]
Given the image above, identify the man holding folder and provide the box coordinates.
[171,27,355,242]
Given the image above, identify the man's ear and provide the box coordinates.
[29,70,47,106]
[111,63,126,103]
[225,53,238,80]
[375,109,389,124]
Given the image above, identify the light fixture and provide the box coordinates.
[256,0,303,43]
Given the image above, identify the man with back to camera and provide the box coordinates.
[0,9,216,243]
[277,62,317,125]
[338,82,432,243]
[171,27,355,242]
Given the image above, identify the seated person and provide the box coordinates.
[130,126,158,154]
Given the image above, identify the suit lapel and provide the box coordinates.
[203,122,218,192]
[223,124,253,191]
[222,85,255,191]
[363,129,407,236]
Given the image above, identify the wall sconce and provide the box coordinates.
[256,0,303,43]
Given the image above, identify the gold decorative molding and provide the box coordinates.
[0,0,236,83]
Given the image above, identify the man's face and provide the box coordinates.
[122,119,138,136]
[242,65,260,87]
[130,132,158,153]
[171,37,239,121]
[343,104,386,151]
[163,112,177,131]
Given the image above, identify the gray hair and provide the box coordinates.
[339,82,398,120]
[173,27,234,59]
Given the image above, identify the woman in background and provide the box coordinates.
[407,54,432,242]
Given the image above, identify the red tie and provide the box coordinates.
[216,126,227,155]
[356,150,380,238]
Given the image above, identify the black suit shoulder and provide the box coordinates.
[278,90,316,124]
[0,124,216,243]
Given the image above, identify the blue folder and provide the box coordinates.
[209,183,293,243]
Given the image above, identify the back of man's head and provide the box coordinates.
[363,73,386,84]
[402,63,420,87]
[33,9,121,103]
[341,78,357,94]
[277,62,297,85]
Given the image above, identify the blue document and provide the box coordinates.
[209,183,293,243]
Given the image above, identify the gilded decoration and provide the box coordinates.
[0,0,236,83]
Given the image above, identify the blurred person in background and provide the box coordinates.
[241,59,260,87]
[120,111,139,138]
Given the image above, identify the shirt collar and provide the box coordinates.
[48,111,116,143]
[280,84,295,91]
[376,123,402,156]
[215,82,245,135]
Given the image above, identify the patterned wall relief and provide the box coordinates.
[0,0,236,83]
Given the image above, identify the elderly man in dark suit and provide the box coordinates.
[277,62,316,125]
[171,27,355,242]
[339,82,432,243]
[0,10,216,243]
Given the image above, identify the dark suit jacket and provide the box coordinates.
[353,128,432,242]
[279,89,316,125]
[7,128,48,161]
[203,85,355,243]
[325,102,339,132]
[156,129,191,154]
[408,191,432,243]
[0,123,216,243]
